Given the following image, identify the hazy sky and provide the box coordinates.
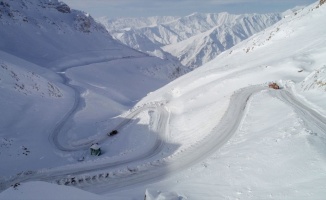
[63,0,317,18]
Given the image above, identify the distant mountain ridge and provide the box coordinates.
[99,12,282,68]
[97,16,179,32]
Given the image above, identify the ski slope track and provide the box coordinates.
[2,84,325,193]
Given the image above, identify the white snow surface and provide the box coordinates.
[0,0,184,74]
[1,1,326,200]
[0,0,184,181]
[0,181,106,200]
[100,12,282,68]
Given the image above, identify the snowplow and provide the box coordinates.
[268,82,280,89]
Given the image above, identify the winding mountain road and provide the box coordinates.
[1,85,325,194]
[50,55,149,152]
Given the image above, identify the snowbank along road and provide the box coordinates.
[1,85,325,193]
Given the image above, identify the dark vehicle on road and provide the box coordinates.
[109,130,118,136]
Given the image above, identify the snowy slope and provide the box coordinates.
[101,12,282,68]
[162,13,283,68]
[0,0,186,182]
[298,66,326,92]
[0,0,134,70]
[0,0,184,74]
[1,1,326,200]
[93,1,325,199]
[118,1,325,199]
[293,66,326,118]
[0,50,74,176]
[0,181,107,200]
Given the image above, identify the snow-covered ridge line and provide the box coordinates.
[101,12,282,68]
[231,1,321,55]
[97,15,179,31]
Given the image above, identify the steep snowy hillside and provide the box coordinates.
[0,0,186,185]
[0,0,183,74]
[294,66,326,117]
[298,66,326,92]
[0,50,75,176]
[0,0,128,69]
[120,1,325,199]
[101,12,282,68]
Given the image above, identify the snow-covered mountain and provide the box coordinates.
[101,12,282,68]
[0,0,186,181]
[97,16,179,33]
[1,0,121,69]
[0,0,184,74]
[1,0,326,200]
[106,1,325,199]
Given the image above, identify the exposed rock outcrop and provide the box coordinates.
[56,3,70,13]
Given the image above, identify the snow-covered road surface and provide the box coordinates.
[0,101,169,191]
[84,85,265,193]
[274,90,326,136]
[1,85,325,194]
[51,56,152,152]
